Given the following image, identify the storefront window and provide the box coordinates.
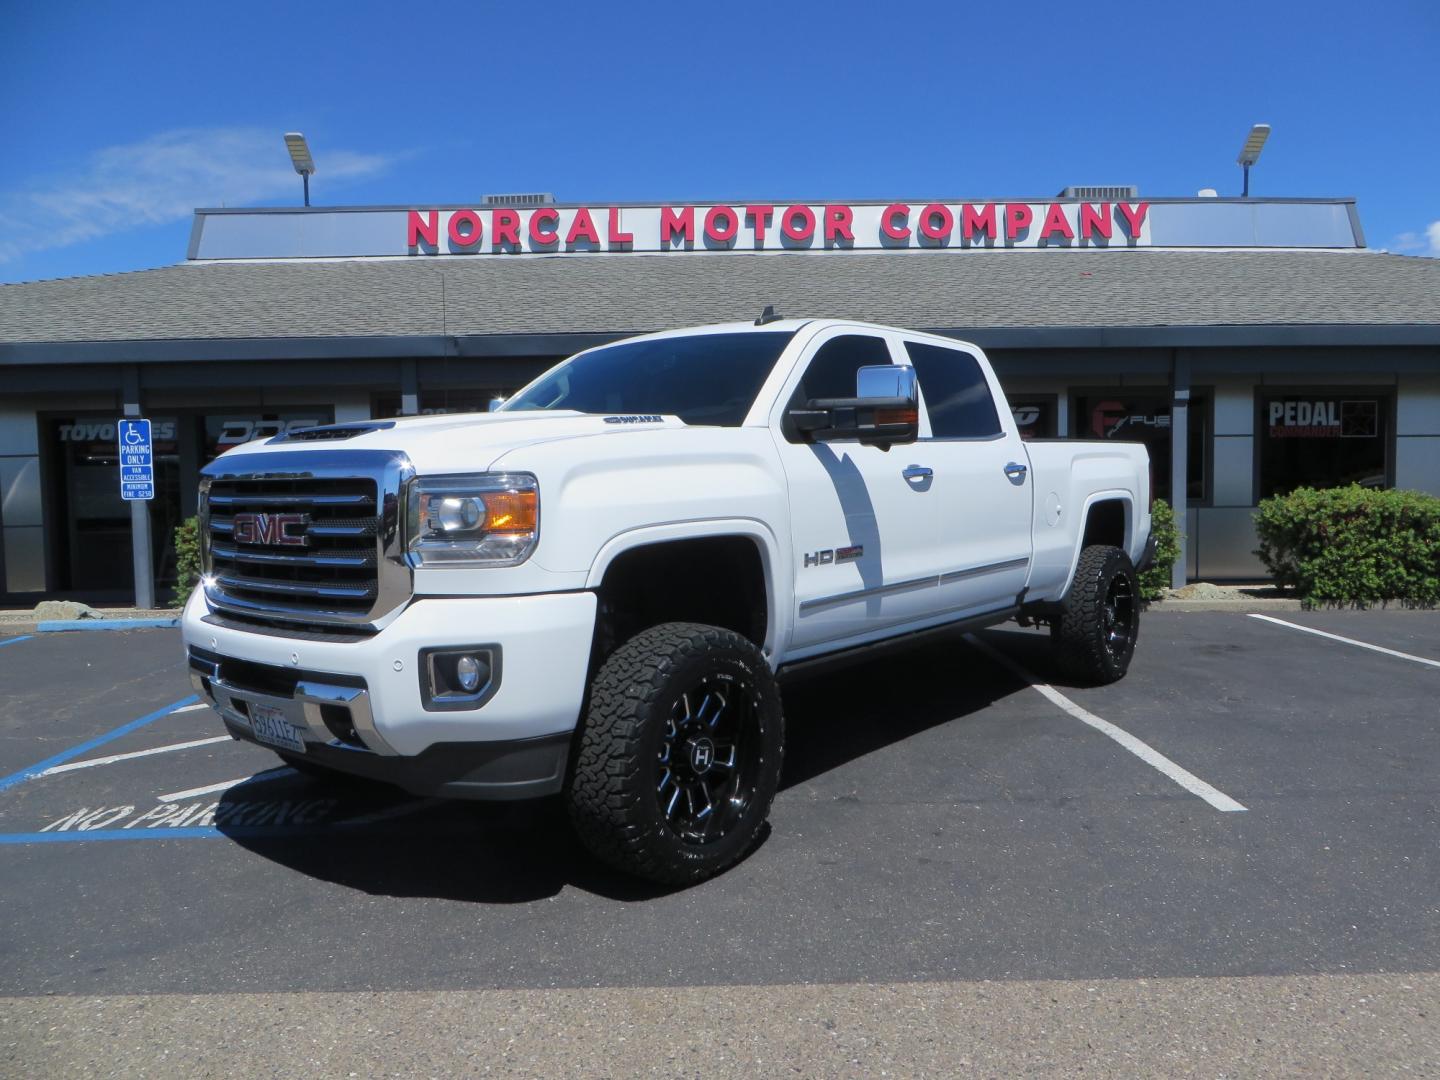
[1074,393,1209,504]
[1008,397,1057,440]
[373,389,513,418]
[1258,392,1389,498]
[47,416,181,595]
[202,410,331,463]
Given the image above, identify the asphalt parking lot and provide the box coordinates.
[2,610,1438,1075]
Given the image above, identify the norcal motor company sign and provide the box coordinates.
[404,201,1151,256]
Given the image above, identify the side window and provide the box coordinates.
[905,341,1002,439]
[788,335,893,407]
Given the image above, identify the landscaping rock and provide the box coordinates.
[32,600,104,621]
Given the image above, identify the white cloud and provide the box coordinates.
[0,127,393,264]
[1389,221,1440,256]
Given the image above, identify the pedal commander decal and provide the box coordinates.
[603,415,664,424]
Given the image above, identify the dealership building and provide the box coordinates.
[1,190,1438,606]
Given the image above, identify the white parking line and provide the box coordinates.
[172,703,211,714]
[1248,614,1440,670]
[963,633,1247,813]
[40,736,232,776]
[159,767,295,803]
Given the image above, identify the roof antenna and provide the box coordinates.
[755,304,781,326]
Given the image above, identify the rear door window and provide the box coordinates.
[905,341,1002,439]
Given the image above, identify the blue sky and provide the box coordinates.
[1,0,1436,284]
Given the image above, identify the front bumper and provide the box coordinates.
[182,588,597,795]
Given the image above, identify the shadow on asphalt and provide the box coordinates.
[217,625,1060,904]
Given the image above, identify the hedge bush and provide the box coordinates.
[172,515,201,608]
[1254,485,1440,608]
[1139,499,1182,601]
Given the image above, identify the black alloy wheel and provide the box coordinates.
[1052,544,1141,685]
[567,622,784,885]
[655,674,763,845]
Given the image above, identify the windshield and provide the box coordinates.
[501,331,796,427]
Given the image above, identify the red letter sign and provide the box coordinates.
[492,209,521,250]
[823,205,854,244]
[919,204,953,241]
[704,206,739,244]
[447,210,482,248]
[745,205,774,245]
[961,204,997,241]
[529,208,559,246]
[1078,203,1112,240]
[607,207,634,247]
[408,210,439,248]
[781,205,815,242]
[1117,201,1149,238]
[881,203,911,240]
[565,208,602,246]
[660,206,695,246]
[1039,204,1074,241]
[1004,204,1034,241]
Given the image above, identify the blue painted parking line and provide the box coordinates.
[0,694,200,794]
[37,618,180,632]
[0,635,32,648]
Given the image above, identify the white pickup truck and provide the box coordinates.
[183,316,1152,883]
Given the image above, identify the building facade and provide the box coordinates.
[1,193,1438,606]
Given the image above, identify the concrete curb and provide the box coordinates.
[1148,598,1303,612]
[36,618,180,633]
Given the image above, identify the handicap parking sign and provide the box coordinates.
[118,418,154,501]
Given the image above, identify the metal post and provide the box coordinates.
[303,172,310,207]
[400,358,419,416]
[121,366,155,610]
[1242,163,1250,198]
[1170,354,1190,589]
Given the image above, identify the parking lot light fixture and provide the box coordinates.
[1237,123,1271,197]
[284,132,316,207]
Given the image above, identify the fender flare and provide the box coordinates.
[1058,490,1136,599]
[584,518,786,660]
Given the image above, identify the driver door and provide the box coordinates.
[772,328,944,654]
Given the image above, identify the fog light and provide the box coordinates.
[456,654,483,692]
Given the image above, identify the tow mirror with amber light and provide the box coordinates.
[787,364,919,450]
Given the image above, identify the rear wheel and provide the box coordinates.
[1052,544,1140,685]
[566,622,783,885]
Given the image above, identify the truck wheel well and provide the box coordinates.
[592,537,769,667]
[1082,499,1127,551]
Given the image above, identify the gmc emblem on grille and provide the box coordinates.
[233,512,310,547]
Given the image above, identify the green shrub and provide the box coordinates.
[1254,485,1440,608]
[1139,499,1182,601]
[172,515,201,608]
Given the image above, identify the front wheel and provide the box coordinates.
[566,622,784,885]
[1051,545,1140,685]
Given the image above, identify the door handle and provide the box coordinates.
[1004,462,1028,484]
[902,465,933,481]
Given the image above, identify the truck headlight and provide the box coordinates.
[405,473,539,567]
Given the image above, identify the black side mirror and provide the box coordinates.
[787,365,919,450]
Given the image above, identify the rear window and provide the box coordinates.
[503,331,796,427]
[905,341,1002,439]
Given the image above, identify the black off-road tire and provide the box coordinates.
[1052,544,1140,685]
[566,622,784,885]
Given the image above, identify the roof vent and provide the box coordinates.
[1058,185,1139,200]
[482,192,555,207]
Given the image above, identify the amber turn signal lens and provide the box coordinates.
[484,490,538,533]
[875,407,919,426]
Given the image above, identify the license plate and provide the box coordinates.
[247,702,306,754]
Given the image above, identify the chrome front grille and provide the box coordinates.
[200,450,413,632]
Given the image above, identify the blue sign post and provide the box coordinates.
[118,418,155,501]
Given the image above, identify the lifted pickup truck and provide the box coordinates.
[183,317,1152,883]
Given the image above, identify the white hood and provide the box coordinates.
[213,411,690,474]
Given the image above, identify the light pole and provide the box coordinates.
[1237,123,1271,197]
[284,132,316,207]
